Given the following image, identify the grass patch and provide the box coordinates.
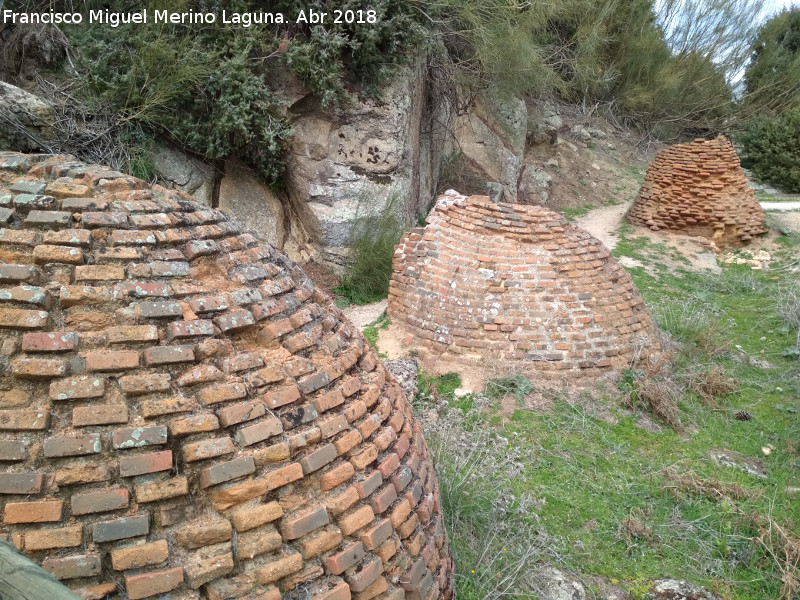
[362,312,390,354]
[563,203,594,221]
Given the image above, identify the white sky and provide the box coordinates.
[765,0,797,15]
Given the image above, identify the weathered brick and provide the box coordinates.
[200,456,256,488]
[377,453,400,479]
[175,518,232,549]
[54,463,111,486]
[0,308,48,329]
[11,356,68,379]
[120,372,171,395]
[184,239,220,260]
[214,310,255,333]
[189,295,229,314]
[210,478,267,511]
[136,300,182,319]
[177,364,224,387]
[50,375,105,400]
[84,350,139,372]
[107,324,159,344]
[281,505,330,540]
[24,525,82,551]
[111,539,169,570]
[0,285,51,308]
[183,437,235,462]
[263,384,301,409]
[42,228,91,247]
[254,552,303,585]
[348,556,383,593]
[361,518,393,551]
[42,554,101,580]
[111,229,157,246]
[264,462,304,491]
[185,552,234,589]
[143,345,195,366]
[113,281,172,299]
[234,417,283,447]
[197,381,247,405]
[326,541,365,575]
[253,441,291,466]
[112,425,168,449]
[312,389,345,413]
[44,433,101,457]
[125,567,184,600]
[81,211,128,228]
[350,444,379,471]
[319,414,349,439]
[230,501,283,532]
[0,439,29,461]
[317,582,351,600]
[244,364,285,388]
[33,244,83,264]
[355,471,383,499]
[0,264,37,283]
[298,371,331,394]
[75,265,125,281]
[119,450,173,477]
[334,430,363,456]
[22,331,78,353]
[71,488,129,515]
[169,413,219,436]
[72,404,128,426]
[92,514,149,542]
[134,476,189,503]
[371,485,398,514]
[141,396,194,418]
[3,500,63,524]
[167,319,215,341]
[339,505,375,536]
[0,408,50,430]
[236,527,282,560]
[300,443,337,475]
[218,400,265,427]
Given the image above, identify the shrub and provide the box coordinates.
[334,193,406,305]
[740,107,800,192]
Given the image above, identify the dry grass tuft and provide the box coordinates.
[621,507,654,546]
[661,470,760,503]
[749,512,800,600]
[687,365,739,405]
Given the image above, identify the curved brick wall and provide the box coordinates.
[387,192,662,383]
[0,152,452,600]
[627,136,767,248]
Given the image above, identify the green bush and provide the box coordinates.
[740,106,800,192]
[334,193,406,305]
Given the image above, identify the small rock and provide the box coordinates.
[709,449,767,478]
[650,579,720,600]
[529,566,586,600]
[453,388,471,398]
[384,358,418,401]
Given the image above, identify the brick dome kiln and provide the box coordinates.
[0,152,452,600]
[387,192,662,385]
[627,136,767,247]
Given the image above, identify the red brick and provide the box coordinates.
[24,525,83,550]
[134,476,188,503]
[120,372,171,395]
[348,556,383,593]
[107,324,159,343]
[218,399,265,427]
[211,478,267,511]
[339,505,375,536]
[111,539,169,570]
[361,518,393,551]
[166,319,215,341]
[317,582,351,600]
[141,396,194,418]
[72,404,128,426]
[112,425,168,449]
[325,541,366,578]
[197,381,247,405]
[321,461,356,491]
[44,433,101,457]
[71,488,129,515]
[263,384,301,409]
[350,444,379,470]
[377,453,400,479]
[169,413,219,436]
[119,450,173,477]
[125,567,184,600]
[185,552,234,589]
[254,552,303,585]
[3,500,63,524]
[200,456,256,488]
[334,430,363,456]
[371,485,398,514]
[84,350,139,372]
[21,331,78,352]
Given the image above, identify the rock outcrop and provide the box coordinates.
[627,136,768,248]
[0,82,56,152]
[0,151,453,600]
[387,191,662,385]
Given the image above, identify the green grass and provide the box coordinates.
[563,204,595,221]
[362,312,390,356]
[425,225,800,599]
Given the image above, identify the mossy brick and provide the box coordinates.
[72,404,129,426]
[214,309,256,333]
[24,525,83,551]
[3,500,63,523]
[184,239,220,260]
[41,554,102,580]
[136,300,183,319]
[44,433,102,457]
[120,372,172,395]
[236,527,283,560]
[50,375,105,400]
[183,437,235,462]
[112,425,168,449]
[84,350,139,372]
[0,308,49,329]
[143,345,195,366]
[111,539,169,571]
[125,567,184,600]
[22,331,78,352]
[0,285,51,307]
[166,319,215,341]
[71,488,129,515]
[230,501,283,532]
[92,514,149,542]
[231,288,262,306]
[134,475,188,503]
[200,456,256,488]
[0,409,49,430]
[326,541,365,576]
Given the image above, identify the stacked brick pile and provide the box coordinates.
[627,136,767,247]
[0,152,452,600]
[387,192,662,383]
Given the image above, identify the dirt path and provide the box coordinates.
[341,300,387,331]
[573,200,633,250]
[761,201,800,211]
